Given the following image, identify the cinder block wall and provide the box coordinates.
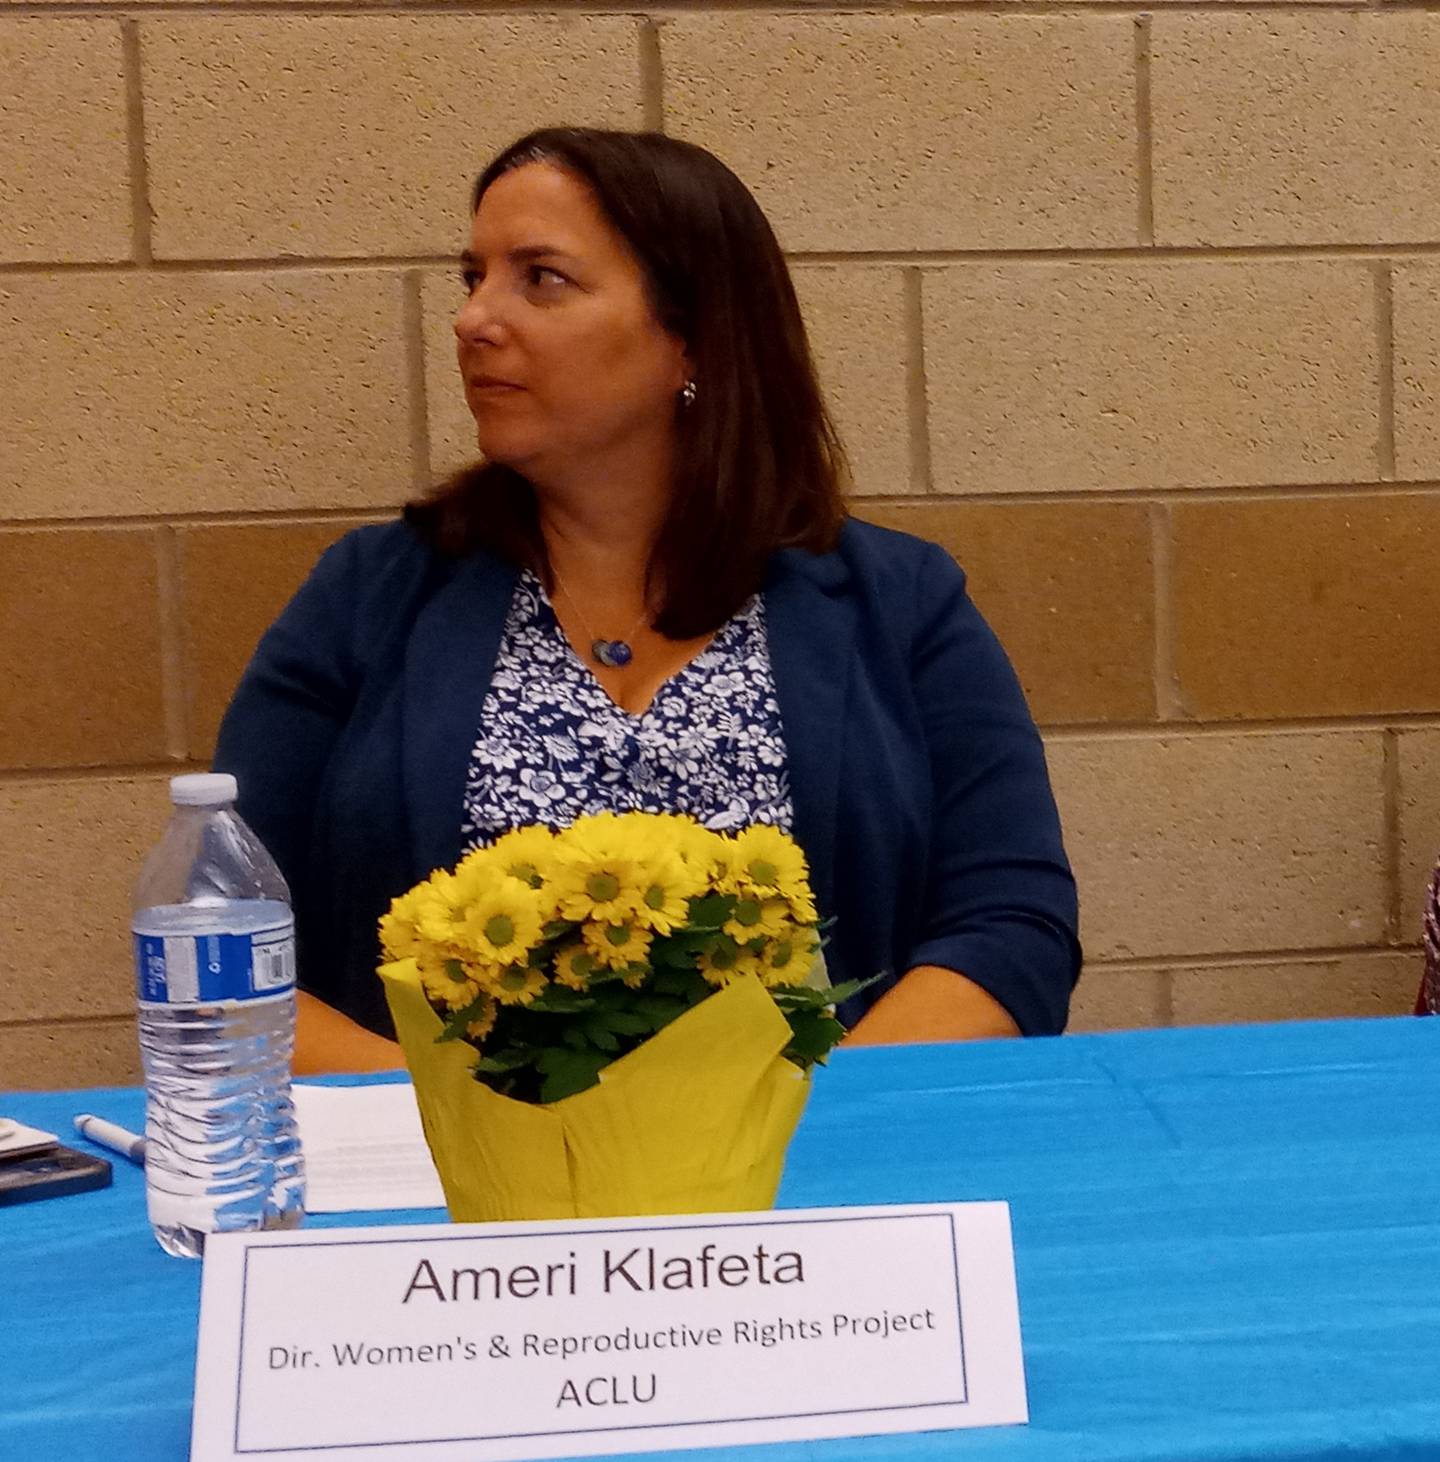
[4,4,1439,1088]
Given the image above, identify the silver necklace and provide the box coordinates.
[550,573,650,669]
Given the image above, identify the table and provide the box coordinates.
[4,1017,1439,1462]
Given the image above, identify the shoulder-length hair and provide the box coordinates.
[404,127,849,639]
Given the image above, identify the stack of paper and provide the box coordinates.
[291,1083,445,1213]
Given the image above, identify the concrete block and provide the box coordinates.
[1,272,410,519]
[663,14,1136,252]
[1049,731,1386,961]
[0,19,130,262]
[1153,15,1440,245]
[141,16,644,258]
[924,261,1378,494]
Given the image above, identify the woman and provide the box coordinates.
[215,128,1081,1073]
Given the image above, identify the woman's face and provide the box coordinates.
[454,162,689,481]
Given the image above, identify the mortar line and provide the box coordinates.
[3,2,1430,14]
[1041,715,1440,740]
[9,243,1440,274]
[1149,501,1183,722]
[640,16,664,132]
[903,268,933,495]
[1373,260,1397,482]
[3,715,1438,785]
[1155,970,1175,1027]
[1382,728,1403,944]
[0,1013,139,1032]
[119,18,154,264]
[153,525,190,762]
[852,479,1440,506]
[5,480,1439,536]
[1086,943,1420,974]
[0,762,209,786]
[400,269,433,497]
[1134,14,1155,247]
[0,508,395,532]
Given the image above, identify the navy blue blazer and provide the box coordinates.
[215,517,1080,1040]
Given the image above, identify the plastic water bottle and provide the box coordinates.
[132,773,305,1258]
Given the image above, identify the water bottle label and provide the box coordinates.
[134,922,296,1006]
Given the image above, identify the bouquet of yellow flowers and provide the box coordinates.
[375,813,866,1221]
[378,811,859,1103]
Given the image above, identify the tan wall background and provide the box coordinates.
[4,2,1440,1088]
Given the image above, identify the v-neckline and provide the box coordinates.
[529,573,731,723]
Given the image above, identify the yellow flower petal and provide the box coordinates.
[580,920,654,970]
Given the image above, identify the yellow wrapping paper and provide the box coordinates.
[379,960,811,1223]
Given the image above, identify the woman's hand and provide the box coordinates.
[294,990,404,1075]
[842,965,1021,1046]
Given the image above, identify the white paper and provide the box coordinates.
[292,1082,445,1212]
[191,1203,1028,1462]
[0,1117,59,1159]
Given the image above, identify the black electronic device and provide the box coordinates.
[0,1143,113,1206]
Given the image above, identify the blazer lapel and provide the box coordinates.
[402,548,518,880]
[765,544,856,921]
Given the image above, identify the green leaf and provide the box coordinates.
[437,991,494,1042]
[587,965,634,987]
[652,966,701,998]
[632,994,688,1028]
[528,987,595,1014]
[768,972,888,1010]
[579,1018,621,1051]
[686,893,734,930]
[783,1009,846,1066]
[767,983,833,1010]
[593,1008,654,1036]
[471,1048,533,1074]
[538,1049,609,1103]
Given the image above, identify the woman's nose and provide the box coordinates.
[454,285,504,346]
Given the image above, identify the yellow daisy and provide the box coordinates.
[451,845,500,893]
[722,895,796,945]
[464,998,498,1045]
[549,819,650,924]
[633,847,705,933]
[654,816,725,881]
[721,825,812,903]
[378,888,425,962]
[489,824,558,889]
[758,932,820,988]
[418,953,484,1013]
[412,870,472,951]
[459,882,545,966]
[695,937,765,987]
[580,920,654,970]
[552,942,598,992]
[489,964,548,1007]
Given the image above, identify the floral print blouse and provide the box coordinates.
[460,572,794,851]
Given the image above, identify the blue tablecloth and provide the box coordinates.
[3,1017,1438,1462]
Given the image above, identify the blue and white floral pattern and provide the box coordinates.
[461,572,793,849]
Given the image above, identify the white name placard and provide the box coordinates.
[191,1203,1027,1461]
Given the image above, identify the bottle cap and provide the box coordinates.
[169,772,238,807]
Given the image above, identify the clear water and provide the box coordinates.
[134,900,305,1259]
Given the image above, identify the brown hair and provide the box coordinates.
[404,127,849,639]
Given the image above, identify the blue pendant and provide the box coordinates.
[592,639,633,668]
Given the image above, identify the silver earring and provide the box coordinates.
[680,379,697,408]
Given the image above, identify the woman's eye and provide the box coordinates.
[459,267,480,292]
[527,265,568,290]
